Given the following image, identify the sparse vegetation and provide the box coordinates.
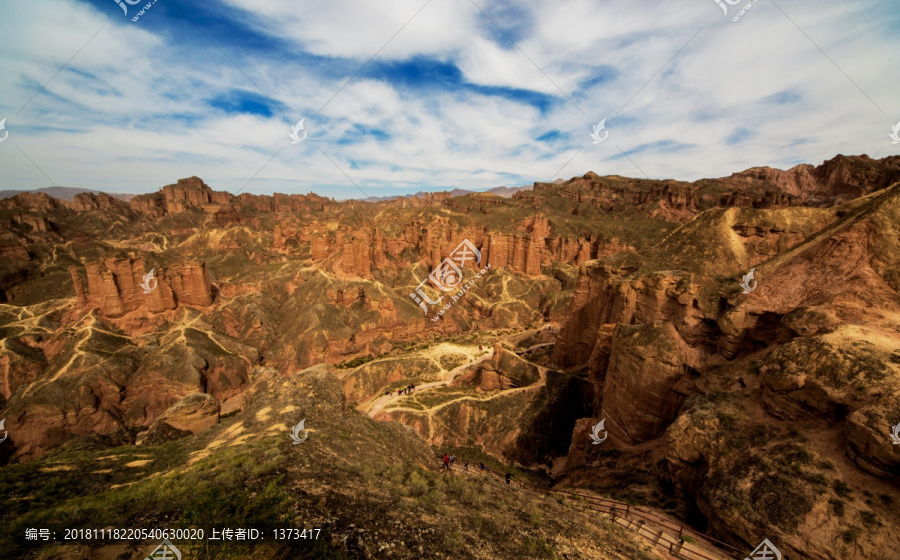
[521,535,558,558]
[859,510,880,527]
[833,479,852,498]
[841,526,861,543]
[336,354,383,369]
[829,498,846,517]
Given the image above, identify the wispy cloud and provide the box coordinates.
[0,0,897,198]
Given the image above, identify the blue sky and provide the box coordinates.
[0,0,899,199]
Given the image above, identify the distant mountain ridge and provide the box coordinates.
[0,187,135,202]
[360,183,539,202]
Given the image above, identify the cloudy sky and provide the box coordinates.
[0,0,898,199]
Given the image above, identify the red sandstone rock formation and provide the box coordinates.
[84,258,213,317]
[0,237,30,261]
[68,265,87,304]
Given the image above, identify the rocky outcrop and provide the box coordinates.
[845,402,900,478]
[148,392,220,434]
[84,258,213,316]
[70,192,133,214]
[526,155,900,223]
[129,177,233,217]
[68,265,87,304]
[552,257,720,370]
[602,322,699,443]
[724,154,900,205]
[0,192,65,213]
[451,343,541,392]
[0,238,29,261]
[0,338,47,404]
[548,180,900,559]
[341,356,441,405]
[161,176,233,213]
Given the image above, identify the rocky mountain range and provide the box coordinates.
[0,187,136,202]
[1,154,899,559]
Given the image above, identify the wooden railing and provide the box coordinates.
[440,458,750,560]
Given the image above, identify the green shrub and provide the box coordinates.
[833,480,852,498]
[804,473,828,486]
[828,498,845,517]
[524,503,544,527]
[859,510,879,527]
[841,527,860,543]
[472,514,501,539]
[521,535,557,559]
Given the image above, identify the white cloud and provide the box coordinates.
[0,0,898,197]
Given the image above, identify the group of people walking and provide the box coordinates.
[385,383,416,397]
[441,453,456,470]
[441,453,513,485]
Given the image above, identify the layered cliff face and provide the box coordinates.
[552,180,900,559]
[80,258,213,317]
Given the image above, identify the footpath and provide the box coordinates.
[366,356,490,418]
[441,459,748,560]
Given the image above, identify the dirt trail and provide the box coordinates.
[362,326,561,418]
[366,354,490,418]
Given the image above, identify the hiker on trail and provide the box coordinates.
[449,454,455,466]
[479,345,483,351]
[443,454,451,471]
[398,388,402,396]
[464,460,469,472]
[505,473,512,485]
[480,462,485,474]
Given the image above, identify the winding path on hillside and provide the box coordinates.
[366,355,490,418]
[515,341,554,354]
[366,327,560,419]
